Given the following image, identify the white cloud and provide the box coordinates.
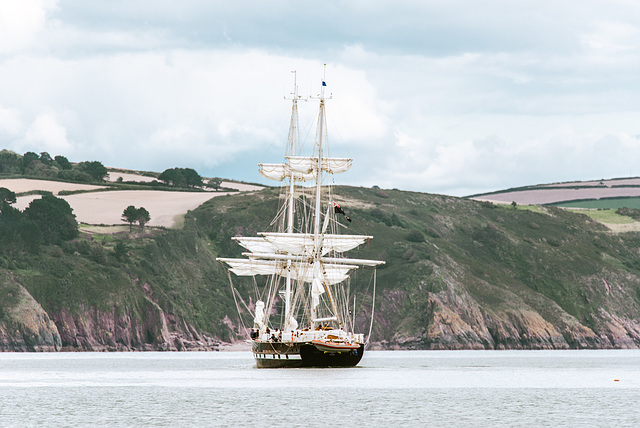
[0,0,58,54]
[581,21,640,60]
[1,1,640,196]
[24,113,72,153]
[0,105,24,137]
[366,126,640,196]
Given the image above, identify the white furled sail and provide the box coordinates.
[287,156,352,175]
[258,163,287,181]
[218,259,284,276]
[261,233,371,256]
[254,301,265,329]
[298,262,356,285]
[218,257,357,285]
[232,237,278,254]
[234,233,371,257]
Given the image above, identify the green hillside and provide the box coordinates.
[3,185,640,350]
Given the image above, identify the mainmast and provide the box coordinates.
[310,65,342,329]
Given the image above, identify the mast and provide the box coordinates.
[310,65,342,329]
[284,71,300,331]
[310,68,325,329]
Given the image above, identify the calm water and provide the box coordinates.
[1,350,639,427]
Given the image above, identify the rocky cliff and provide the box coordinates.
[0,271,61,351]
[0,271,222,352]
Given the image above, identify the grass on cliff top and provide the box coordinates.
[567,208,636,225]
[551,196,640,209]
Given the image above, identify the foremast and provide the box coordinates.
[285,71,301,331]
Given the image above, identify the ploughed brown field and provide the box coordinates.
[1,175,263,229]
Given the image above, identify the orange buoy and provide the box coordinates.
[614,379,620,382]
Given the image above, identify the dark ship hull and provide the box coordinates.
[253,340,364,368]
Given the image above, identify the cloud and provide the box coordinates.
[24,113,72,153]
[0,105,24,137]
[0,0,58,55]
[366,126,640,196]
[581,21,640,59]
[1,1,640,196]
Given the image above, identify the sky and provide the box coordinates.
[1,0,639,196]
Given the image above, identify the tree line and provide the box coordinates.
[0,188,78,253]
[157,167,226,190]
[1,149,226,191]
[0,150,108,183]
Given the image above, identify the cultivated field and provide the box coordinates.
[68,190,238,227]
[106,172,157,183]
[539,178,640,188]
[106,171,264,192]
[1,177,263,229]
[471,177,640,233]
[472,187,640,205]
[0,178,105,194]
[14,191,235,228]
[471,176,640,206]
[219,181,263,192]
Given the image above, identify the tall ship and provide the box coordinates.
[217,71,384,367]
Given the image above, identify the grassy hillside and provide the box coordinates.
[199,186,640,348]
[4,184,640,350]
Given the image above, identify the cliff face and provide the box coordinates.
[0,266,222,352]
[49,304,219,352]
[0,272,61,352]
[352,190,640,350]
[47,283,221,352]
[372,287,627,350]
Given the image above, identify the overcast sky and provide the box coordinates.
[1,0,639,196]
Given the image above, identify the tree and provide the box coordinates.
[14,219,42,253]
[0,187,16,204]
[0,191,43,254]
[122,205,138,232]
[136,207,150,232]
[22,151,39,171]
[122,205,150,233]
[207,177,222,190]
[159,167,203,188]
[23,194,78,244]
[158,168,185,187]
[25,159,57,178]
[182,168,203,188]
[54,155,72,170]
[113,241,128,262]
[78,161,108,181]
[57,169,93,182]
[39,152,53,166]
[0,150,20,174]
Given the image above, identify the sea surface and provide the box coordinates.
[1,350,639,427]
